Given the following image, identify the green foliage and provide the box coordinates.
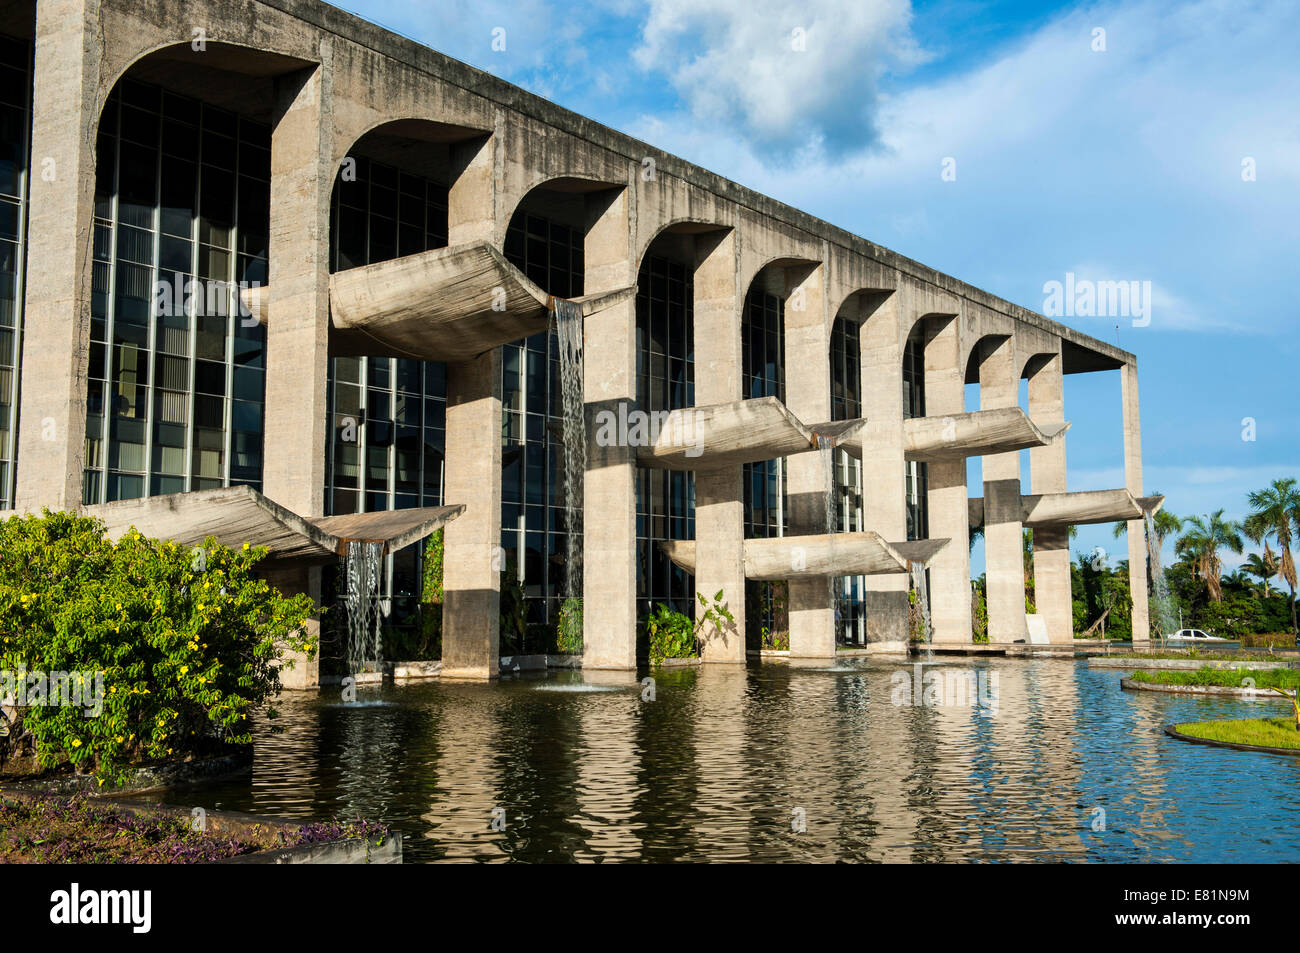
[644,590,735,664]
[0,511,317,786]
[557,597,583,654]
[421,529,444,604]
[1128,666,1300,690]
[1173,717,1300,748]
[971,576,989,643]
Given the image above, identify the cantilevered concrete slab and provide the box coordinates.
[635,397,868,472]
[85,485,464,566]
[241,240,635,363]
[969,489,1164,529]
[661,533,949,580]
[832,408,1068,462]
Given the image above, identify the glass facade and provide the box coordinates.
[830,315,867,643]
[500,210,583,627]
[902,325,929,540]
[323,155,451,656]
[0,33,30,510]
[85,80,269,505]
[742,285,786,638]
[635,254,695,618]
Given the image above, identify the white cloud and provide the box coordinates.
[632,0,925,160]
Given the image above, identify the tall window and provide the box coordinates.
[324,157,449,517]
[830,315,866,643]
[902,325,929,541]
[0,33,30,510]
[742,286,785,538]
[501,211,584,625]
[323,155,451,656]
[636,254,695,618]
[84,80,269,504]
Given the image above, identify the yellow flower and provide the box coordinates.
[242,543,249,551]
[179,665,188,675]
[115,603,122,611]
[71,739,81,747]
[115,735,123,743]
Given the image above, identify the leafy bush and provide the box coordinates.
[557,597,583,653]
[0,511,317,785]
[644,591,735,664]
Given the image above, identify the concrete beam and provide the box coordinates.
[967,489,1163,529]
[661,533,948,580]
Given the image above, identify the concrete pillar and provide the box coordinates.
[693,231,746,661]
[921,316,971,643]
[978,338,1030,643]
[438,123,504,679]
[582,186,637,669]
[1122,361,1150,642]
[1028,351,1072,643]
[15,0,101,512]
[260,59,334,689]
[263,566,321,690]
[441,350,503,678]
[858,293,910,646]
[263,61,332,517]
[784,263,835,657]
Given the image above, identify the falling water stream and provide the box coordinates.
[554,299,586,600]
[344,540,384,673]
[910,560,933,651]
[1144,512,1177,638]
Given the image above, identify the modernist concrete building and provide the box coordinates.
[0,0,1157,686]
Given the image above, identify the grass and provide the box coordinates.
[1109,649,1296,662]
[1128,666,1300,689]
[1172,718,1300,750]
[0,792,388,864]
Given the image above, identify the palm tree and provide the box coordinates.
[1175,510,1245,602]
[1244,478,1300,636]
[1242,551,1278,598]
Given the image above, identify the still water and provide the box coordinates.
[164,658,1300,863]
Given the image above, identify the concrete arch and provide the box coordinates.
[97,40,318,133]
[634,217,733,271]
[331,116,491,178]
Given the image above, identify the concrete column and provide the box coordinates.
[858,293,910,646]
[1028,351,1072,643]
[582,187,637,669]
[263,566,321,690]
[14,0,101,512]
[1122,361,1150,642]
[260,58,334,690]
[263,62,332,517]
[978,338,1030,643]
[441,350,503,678]
[693,231,745,661]
[921,316,971,643]
[784,264,834,657]
[439,124,504,679]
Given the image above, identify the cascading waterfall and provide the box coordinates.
[554,299,586,600]
[910,560,933,648]
[344,540,383,673]
[1144,512,1177,639]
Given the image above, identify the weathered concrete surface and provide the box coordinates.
[1028,350,1072,643]
[902,408,1068,461]
[243,242,635,363]
[662,534,948,580]
[692,230,746,662]
[441,350,503,680]
[968,489,1164,529]
[1123,362,1151,643]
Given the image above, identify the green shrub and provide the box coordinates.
[557,597,583,653]
[0,511,317,786]
[644,591,735,664]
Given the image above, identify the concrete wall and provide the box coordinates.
[13,0,1148,679]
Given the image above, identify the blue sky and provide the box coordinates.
[334,0,1300,576]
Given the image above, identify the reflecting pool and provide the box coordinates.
[159,659,1300,863]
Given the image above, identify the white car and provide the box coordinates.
[1163,628,1234,643]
